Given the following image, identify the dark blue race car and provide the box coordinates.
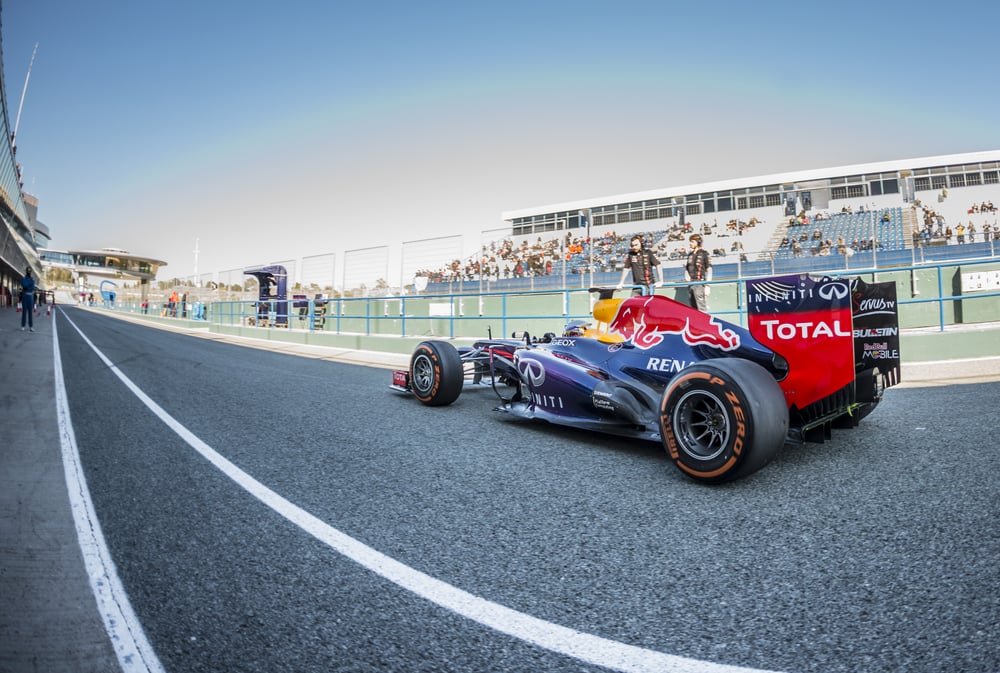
[391,274,901,483]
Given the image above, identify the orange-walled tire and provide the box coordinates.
[659,359,788,483]
[410,341,463,406]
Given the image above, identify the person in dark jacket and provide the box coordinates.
[617,235,661,296]
[684,234,712,311]
[20,267,36,332]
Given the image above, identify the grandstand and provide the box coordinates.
[419,150,1000,293]
[125,150,1000,301]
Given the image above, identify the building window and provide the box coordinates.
[766,193,782,206]
[931,175,947,190]
[984,171,999,185]
[966,172,982,186]
[949,174,966,188]
[748,195,765,208]
[717,196,734,212]
[847,185,867,198]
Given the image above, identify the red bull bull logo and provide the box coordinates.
[607,296,740,351]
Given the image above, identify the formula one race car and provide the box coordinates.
[391,274,901,483]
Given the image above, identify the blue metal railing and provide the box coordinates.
[202,257,1000,338]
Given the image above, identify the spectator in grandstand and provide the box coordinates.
[956,223,966,244]
[684,234,712,311]
[617,235,662,296]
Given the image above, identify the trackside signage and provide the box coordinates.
[746,275,855,409]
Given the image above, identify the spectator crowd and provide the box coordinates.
[414,217,762,284]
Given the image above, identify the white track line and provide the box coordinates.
[61,310,780,673]
[54,314,167,673]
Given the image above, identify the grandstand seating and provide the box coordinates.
[770,207,907,259]
[421,196,998,295]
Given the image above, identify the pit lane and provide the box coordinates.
[57,306,999,673]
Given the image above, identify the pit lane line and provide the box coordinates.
[57,314,780,673]
[52,315,166,673]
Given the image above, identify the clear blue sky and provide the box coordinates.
[4,0,999,283]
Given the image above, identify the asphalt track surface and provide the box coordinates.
[53,306,999,673]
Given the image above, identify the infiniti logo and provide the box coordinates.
[517,358,546,387]
[819,281,849,300]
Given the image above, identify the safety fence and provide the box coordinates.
[168,257,1000,339]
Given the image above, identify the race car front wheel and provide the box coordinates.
[659,359,788,483]
[410,340,463,406]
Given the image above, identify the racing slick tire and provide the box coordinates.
[410,340,463,407]
[659,358,788,483]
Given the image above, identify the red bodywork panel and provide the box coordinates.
[746,275,856,411]
[749,306,855,410]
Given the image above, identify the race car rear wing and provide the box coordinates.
[745,274,900,414]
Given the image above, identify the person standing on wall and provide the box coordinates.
[684,234,712,311]
[20,267,36,332]
[617,235,661,296]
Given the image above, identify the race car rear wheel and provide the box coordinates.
[659,359,788,483]
[410,340,463,406]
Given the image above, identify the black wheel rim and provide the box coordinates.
[672,389,730,461]
[412,353,434,394]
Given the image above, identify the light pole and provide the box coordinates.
[871,209,879,280]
